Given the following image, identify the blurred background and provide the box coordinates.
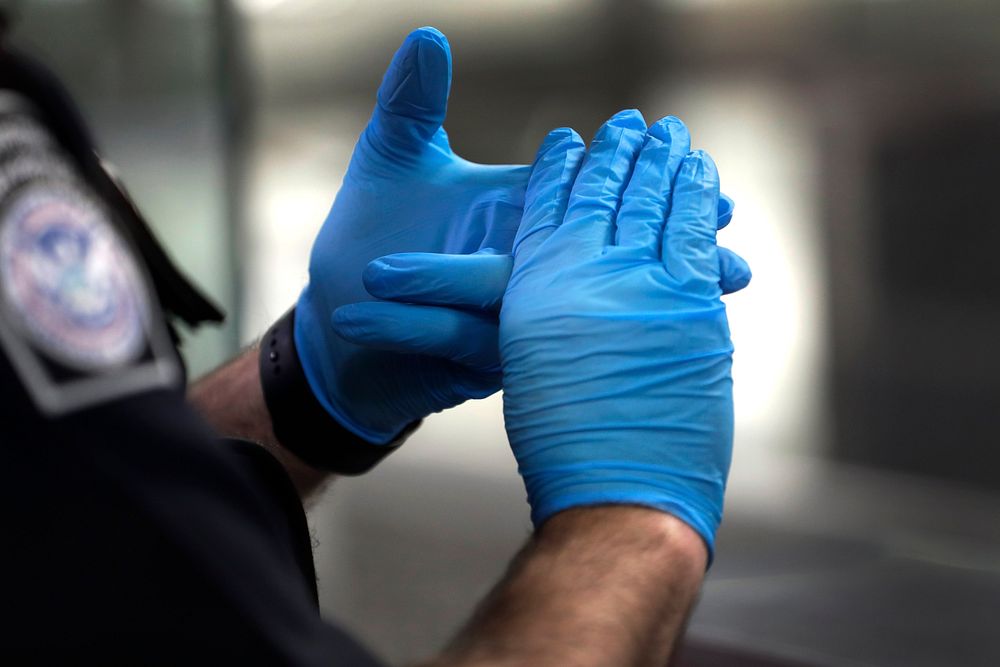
[6,0,1000,665]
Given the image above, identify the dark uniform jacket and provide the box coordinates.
[0,45,383,666]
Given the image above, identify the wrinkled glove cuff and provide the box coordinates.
[259,308,420,475]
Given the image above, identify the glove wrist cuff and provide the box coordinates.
[259,308,419,475]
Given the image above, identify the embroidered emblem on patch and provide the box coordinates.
[0,181,179,415]
[0,185,148,370]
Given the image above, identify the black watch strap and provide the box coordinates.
[259,308,419,475]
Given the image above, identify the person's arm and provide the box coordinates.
[422,507,706,667]
[188,346,332,500]
[341,112,746,665]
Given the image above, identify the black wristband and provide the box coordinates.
[258,308,418,475]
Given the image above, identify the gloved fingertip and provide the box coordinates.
[377,27,451,131]
[717,194,735,229]
[680,150,718,185]
[414,28,451,78]
[722,269,752,294]
[647,115,688,143]
[409,26,449,48]
[539,126,573,148]
[330,305,375,343]
[719,193,734,215]
[395,27,450,73]
[330,305,356,328]
[361,258,391,293]
[607,108,647,132]
[696,149,718,168]
[537,127,585,160]
[718,247,752,294]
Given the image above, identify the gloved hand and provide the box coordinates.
[333,142,751,422]
[332,234,748,386]
[296,27,747,447]
[334,111,742,556]
[500,110,737,558]
[294,27,530,444]
[331,128,749,469]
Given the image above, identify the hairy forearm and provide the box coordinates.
[422,507,707,667]
[188,345,331,500]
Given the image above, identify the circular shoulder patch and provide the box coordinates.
[0,182,151,372]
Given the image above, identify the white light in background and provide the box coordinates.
[235,0,290,12]
[234,0,573,18]
[241,107,362,342]
[233,0,351,15]
[664,0,822,6]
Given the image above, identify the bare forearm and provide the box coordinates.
[188,345,331,499]
[422,507,707,667]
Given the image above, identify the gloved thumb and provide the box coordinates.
[366,27,451,159]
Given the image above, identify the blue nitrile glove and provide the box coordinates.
[331,127,749,445]
[334,112,742,555]
[303,26,748,447]
[294,27,532,444]
[497,110,738,559]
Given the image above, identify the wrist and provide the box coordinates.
[188,346,331,499]
[294,287,411,444]
[522,464,725,563]
[537,506,708,572]
[260,308,418,474]
[188,345,275,445]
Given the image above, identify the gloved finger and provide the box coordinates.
[717,193,735,230]
[512,127,586,265]
[363,250,513,311]
[366,27,451,159]
[332,301,499,371]
[552,109,648,259]
[662,150,722,293]
[718,246,752,294]
[614,116,691,255]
